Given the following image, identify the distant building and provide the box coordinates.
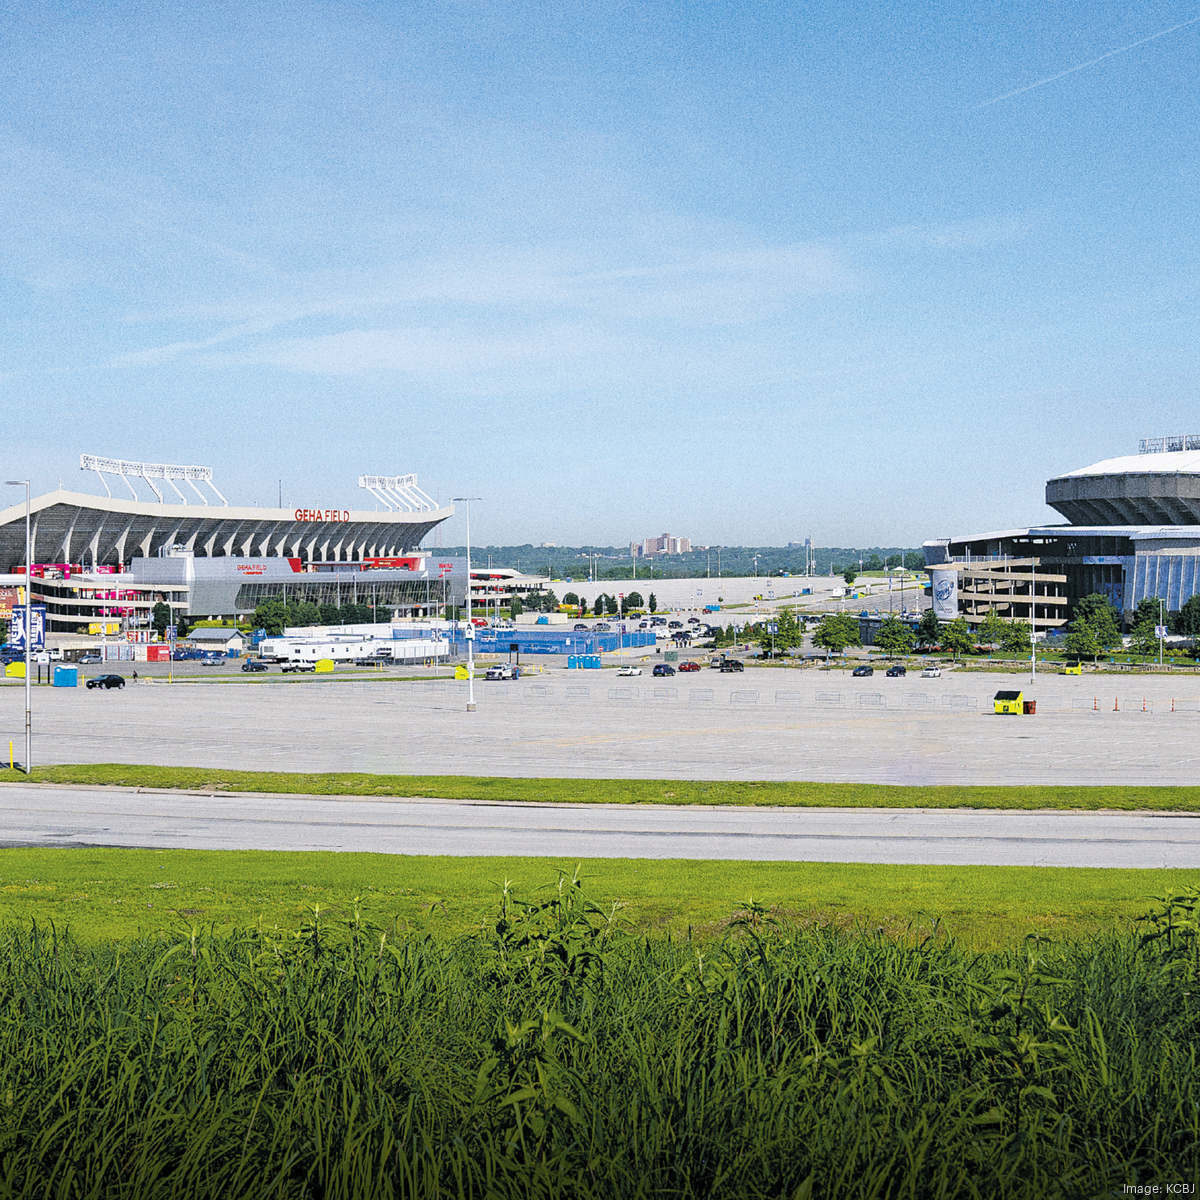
[924,437,1200,629]
[630,533,692,557]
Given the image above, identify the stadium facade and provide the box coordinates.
[924,439,1200,630]
[0,460,471,632]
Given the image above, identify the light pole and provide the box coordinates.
[1159,597,1165,666]
[451,498,481,711]
[5,481,31,773]
[1029,559,1037,681]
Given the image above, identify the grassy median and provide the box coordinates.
[0,846,1192,948]
[7,761,1200,810]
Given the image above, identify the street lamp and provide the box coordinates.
[451,497,481,711]
[5,481,31,773]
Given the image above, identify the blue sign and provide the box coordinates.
[9,605,46,651]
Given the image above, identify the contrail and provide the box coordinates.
[972,13,1200,109]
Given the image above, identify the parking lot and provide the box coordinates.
[6,661,1200,785]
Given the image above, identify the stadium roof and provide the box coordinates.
[1046,452,1200,526]
[1052,449,1200,478]
[0,489,453,572]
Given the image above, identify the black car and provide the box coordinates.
[652,663,676,676]
[852,665,874,677]
[719,659,745,672]
[86,674,125,690]
[885,665,907,677]
[241,659,269,672]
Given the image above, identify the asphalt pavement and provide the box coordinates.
[7,664,1200,785]
[1,784,1197,866]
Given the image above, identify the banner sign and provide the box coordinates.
[930,568,959,621]
[9,605,47,651]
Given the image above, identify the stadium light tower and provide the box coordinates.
[5,480,31,773]
[451,497,481,712]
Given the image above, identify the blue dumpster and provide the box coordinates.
[53,665,78,688]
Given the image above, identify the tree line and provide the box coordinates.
[561,591,659,617]
[250,598,393,637]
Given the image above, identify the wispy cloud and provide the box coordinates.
[203,323,613,380]
[107,238,857,373]
[876,216,1031,251]
[971,14,1200,110]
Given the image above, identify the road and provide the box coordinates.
[1,785,1197,866]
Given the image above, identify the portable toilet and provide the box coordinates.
[994,689,1024,714]
[53,665,78,688]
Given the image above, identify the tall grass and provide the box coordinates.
[0,877,1197,1198]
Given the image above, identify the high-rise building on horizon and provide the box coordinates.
[630,533,692,557]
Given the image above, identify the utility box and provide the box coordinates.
[1023,699,1036,715]
[994,689,1024,714]
[53,665,78,687]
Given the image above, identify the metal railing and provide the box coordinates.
[1139,435,1200,454]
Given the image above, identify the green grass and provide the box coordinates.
[1,885,1197,1197]
[0,846,1192,948]
[9,761,1200,811]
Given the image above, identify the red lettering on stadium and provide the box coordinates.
[293,509,350,522]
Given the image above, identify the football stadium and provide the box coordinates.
[0,456,465,631]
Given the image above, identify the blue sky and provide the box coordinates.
[2,0,1198,548]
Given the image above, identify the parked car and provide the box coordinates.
[852,665,874,677]
[79,653,102,664]
[485,664,520,680]
[668,620,683,629]
[573,623,588,631]
[687,617,701,624]
[616,665,642,676]
[241,659,269,672]
[678,661,701,672]
[720,659,745,672]
[594,623,611,632]
[85,674,125,690]
[921,665,941,678]
[201,655,224,666]
[886,665,907,677]
[652,663,676,676]
[282,662,315,673]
